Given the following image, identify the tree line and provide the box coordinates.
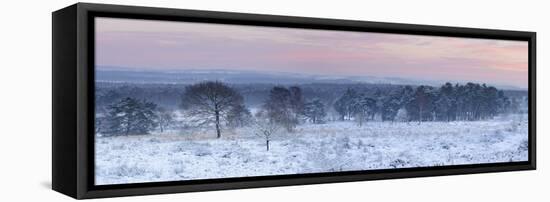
[334,82,516,124]
[96,81,520,141]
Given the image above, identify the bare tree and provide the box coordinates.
[263,86,297,132]
[253,119,280,151]
[157,107,176,133]
[226,104,252,128]
[181,81,245,138]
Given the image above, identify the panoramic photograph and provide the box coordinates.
[94,17,529,185]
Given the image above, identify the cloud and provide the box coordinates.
[95,17,528,88]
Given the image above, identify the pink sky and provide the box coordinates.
[95,17,528,88]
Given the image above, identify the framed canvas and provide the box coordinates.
[52,3,536,199]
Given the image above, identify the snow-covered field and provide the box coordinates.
[95,115,528,185]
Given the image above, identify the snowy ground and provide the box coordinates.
[95,115,528,185]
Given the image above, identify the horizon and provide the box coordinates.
[96,17,529,89]
[96,66,527,91]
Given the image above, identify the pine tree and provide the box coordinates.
[289,86,305,121]
[351,94,376,126]
[103,97,158,136]
[334,88,359,121]
[434,83,456,121]
[304,98,327,124]
[407,85,436,123]
[380,88,403,121]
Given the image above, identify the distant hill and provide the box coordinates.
[95,66,526,91]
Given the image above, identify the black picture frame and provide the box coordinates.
[52,3,536,199]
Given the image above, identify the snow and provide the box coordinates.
[95,114,528,185]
